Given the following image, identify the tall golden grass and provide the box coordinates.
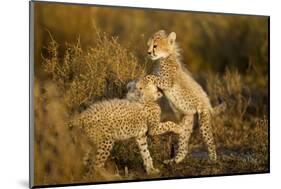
[34,30,150,185]
[33,2,268,186]
[34,2,268,77]
[34,31,268,185]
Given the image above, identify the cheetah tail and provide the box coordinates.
[67,119,75,130]
[67,116,82,130]
[212,102,227,116]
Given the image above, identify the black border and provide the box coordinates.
[33,171,270,188]
[29,0,270,188]
[32,0,270,17]
[29,1,34,188]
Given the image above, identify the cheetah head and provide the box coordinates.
[126,80,140,101]
[126,79,162,102]
[136,79,162,102]
[147,30,177,60]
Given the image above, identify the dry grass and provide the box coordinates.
[32,2,268,186]
[34,80,90,185]
[33,31,268,186]
[41,30,149,114]
[34,31,150,185]
[34,2,268,76]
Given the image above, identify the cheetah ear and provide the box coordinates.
[157,91,163,98]
[126,81,136,90]
[168,32,176,45]
[147,38,152,46]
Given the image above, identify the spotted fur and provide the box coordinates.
[139,30,218,163]
[69,80,182,174]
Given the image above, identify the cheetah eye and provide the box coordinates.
[153,45,157,48]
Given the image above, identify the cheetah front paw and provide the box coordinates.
[147,168,160,175]
[163,159,175,164]
[210,155,217,162]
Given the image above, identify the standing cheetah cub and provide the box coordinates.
[139,30,219,163]
[69,80,181,175]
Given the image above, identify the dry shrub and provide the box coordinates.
[206,68,268,160]
[207,68,250,121]
[42,30,148,113]
[34,2,268,76]
[34,80,92,185]
[35,31,153,185]
[34,79,126,185]
[34,29,268,184]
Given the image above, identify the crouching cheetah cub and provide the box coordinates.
[139,30,221,163]
[69,80,182,175]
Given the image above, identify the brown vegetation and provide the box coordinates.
[33,2,268,186]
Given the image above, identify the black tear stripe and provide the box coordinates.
[141,142,147,146]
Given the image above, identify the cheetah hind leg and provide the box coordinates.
[149,121,182,136]
[163,114,194,164]
[85,139,115,179]
[136,135,160,175]
[199,111,217,162]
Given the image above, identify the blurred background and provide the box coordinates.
[33,2,269,186]
[34,2,268,80]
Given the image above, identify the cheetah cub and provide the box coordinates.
[69,80,181,175]
[139,30,219,163]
